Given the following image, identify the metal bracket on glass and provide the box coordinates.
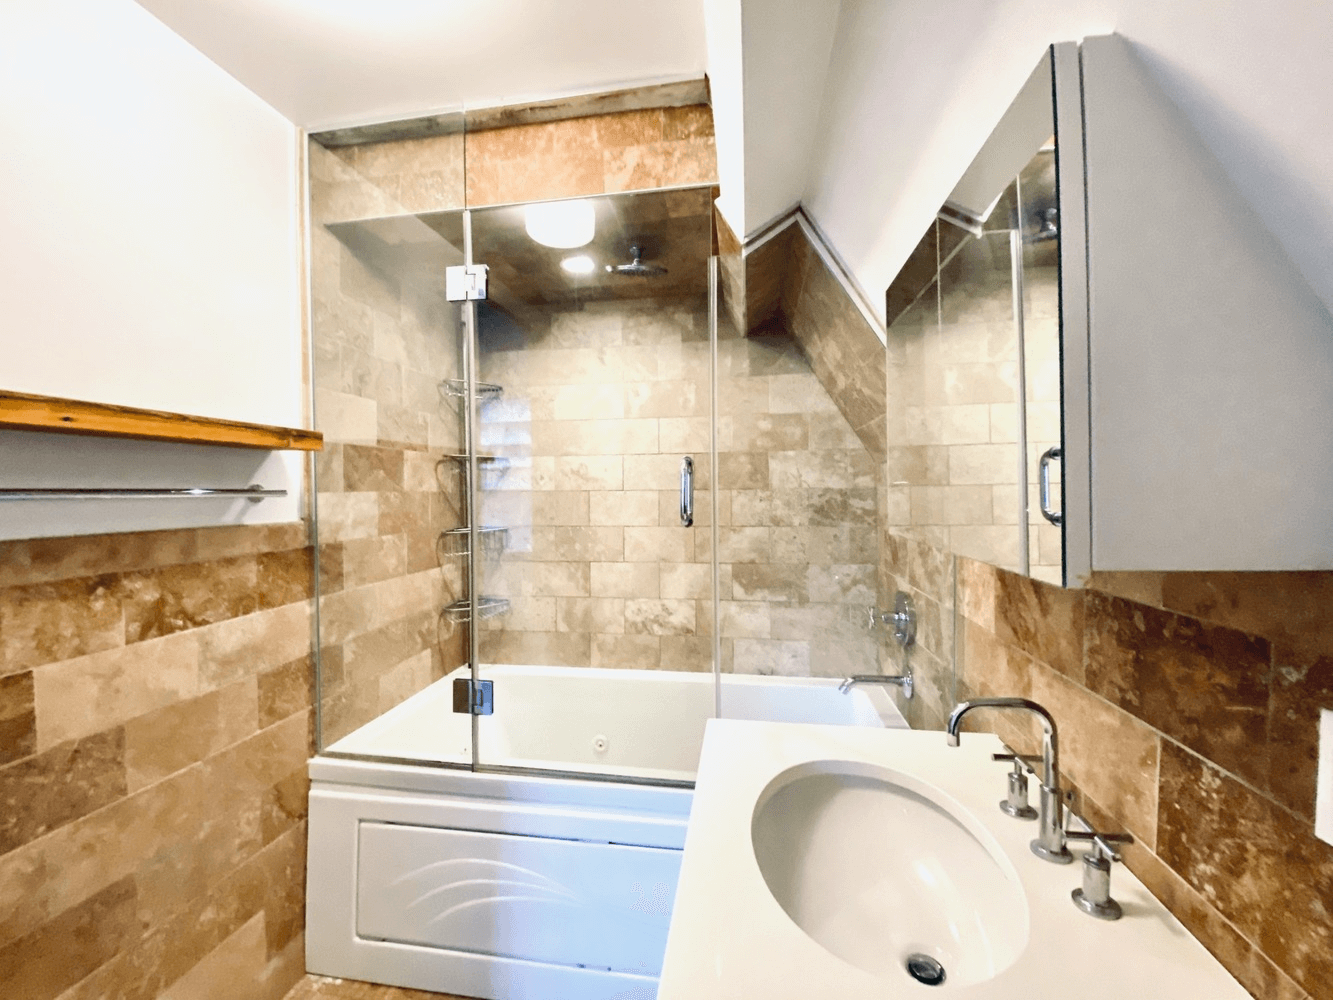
[439,379,503,401]
[452,677,494,716]
[1038,446,1063,526]
[445,264,489,302]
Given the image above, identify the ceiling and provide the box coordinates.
[134,0,708,130]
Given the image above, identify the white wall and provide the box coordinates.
[0,1,304,538]
[739,0,842,235]
[705,0,747,234]
[802,0,1333,321]
[136,0,709,131]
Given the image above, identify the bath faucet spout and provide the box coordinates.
[946,698,1072,864]
[839,673,913,700]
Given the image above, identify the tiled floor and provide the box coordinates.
[282,975,476,1000]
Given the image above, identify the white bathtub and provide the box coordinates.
[307,665,908,999]
[326,663,903,781]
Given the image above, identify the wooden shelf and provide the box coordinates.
[0,390,323,452]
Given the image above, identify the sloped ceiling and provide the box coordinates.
[134,0,708,130]
[800,0,1333,321]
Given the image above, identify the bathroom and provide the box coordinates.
[2,3,1331,1000]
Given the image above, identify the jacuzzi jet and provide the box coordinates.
[905,954,946,986]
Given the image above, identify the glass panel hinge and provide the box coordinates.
[446,264,489,301]
[452,677,494,715]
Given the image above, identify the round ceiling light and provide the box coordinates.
[560,255,596,275]
[524,199,596,249]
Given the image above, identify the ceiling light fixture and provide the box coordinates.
[524,199,596,249]
[560,255,596,275]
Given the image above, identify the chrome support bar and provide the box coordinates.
[679,456,694,527]
[0,486,284,503]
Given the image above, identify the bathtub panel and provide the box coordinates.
[357,821,681,976]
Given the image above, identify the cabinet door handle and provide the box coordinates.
[680,456,694,527]
[1039,446,1063,526]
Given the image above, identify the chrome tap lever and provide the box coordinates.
[998,757,1038,821]
[1067,831,1134,920]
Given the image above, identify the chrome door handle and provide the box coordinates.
[680,456,694,527]
[1039,446,1063,526]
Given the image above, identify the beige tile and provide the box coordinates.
[197,602,314,691]
[552,456,624,491]
[624,380,705,418]
[733,638,810,676]
[589,491,660,526]
[624,599,696,636]
[590,562,659,599]
[479,631,591,667]
[531,418,658,457]
[125,678,259,791]
[720,601,772,639]
[624,526,691,562]
[531,527,623,562]
[659,417,711,453]
[660,563,713,600]
[590,634,660,669]
[34,630,201,749]
[555,597,625,634]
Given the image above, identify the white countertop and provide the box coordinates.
[658,719,1250,999]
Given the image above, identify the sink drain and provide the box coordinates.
[905,954,946,986]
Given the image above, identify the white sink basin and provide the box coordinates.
[751,760,1029,988]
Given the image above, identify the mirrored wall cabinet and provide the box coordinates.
[885,34,1333,586]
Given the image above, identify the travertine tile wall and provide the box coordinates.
[947,552,1333,1000]
[881,224,1061,581]
[0,524,315,1000]
[309,142,466,748]
[476,298,879,678]
[308,104,719,737]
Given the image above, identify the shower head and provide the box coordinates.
[605,245,667,277]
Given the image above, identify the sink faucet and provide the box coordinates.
[946,698,1072,864]
[839,672,913,700]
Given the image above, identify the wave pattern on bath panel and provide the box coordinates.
[355,820,683,977]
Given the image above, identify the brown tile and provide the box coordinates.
[124,680,258,791]
[0,671,36,764]
[318,543,345,594]
[119,557,259,644]
[0,575,123,673]
[261,769,309,847]
[957,557,997,630]
[56,823,303,1000]
[257,549,315,611]
[1111,890,1287,1000]
[134,805,262,931]
[0,728,126,854]
[1157,741,1333,996]
[1089,570,1164,608]
[593,108,665,146]
[158,913,268,1000]
[1160,570,1333,661]
[196,602,312,690]
[259,656,314,729]
[342,444,405,492]
[993,568,1085,681]
[283,973,475,999]
[661,104,714,140]
[1267,648,1333,820]
[1085,592,1270,787]
[1026,665,1160,847]
[0,876,140,1000]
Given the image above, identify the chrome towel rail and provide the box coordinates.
[0,485,285,503]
